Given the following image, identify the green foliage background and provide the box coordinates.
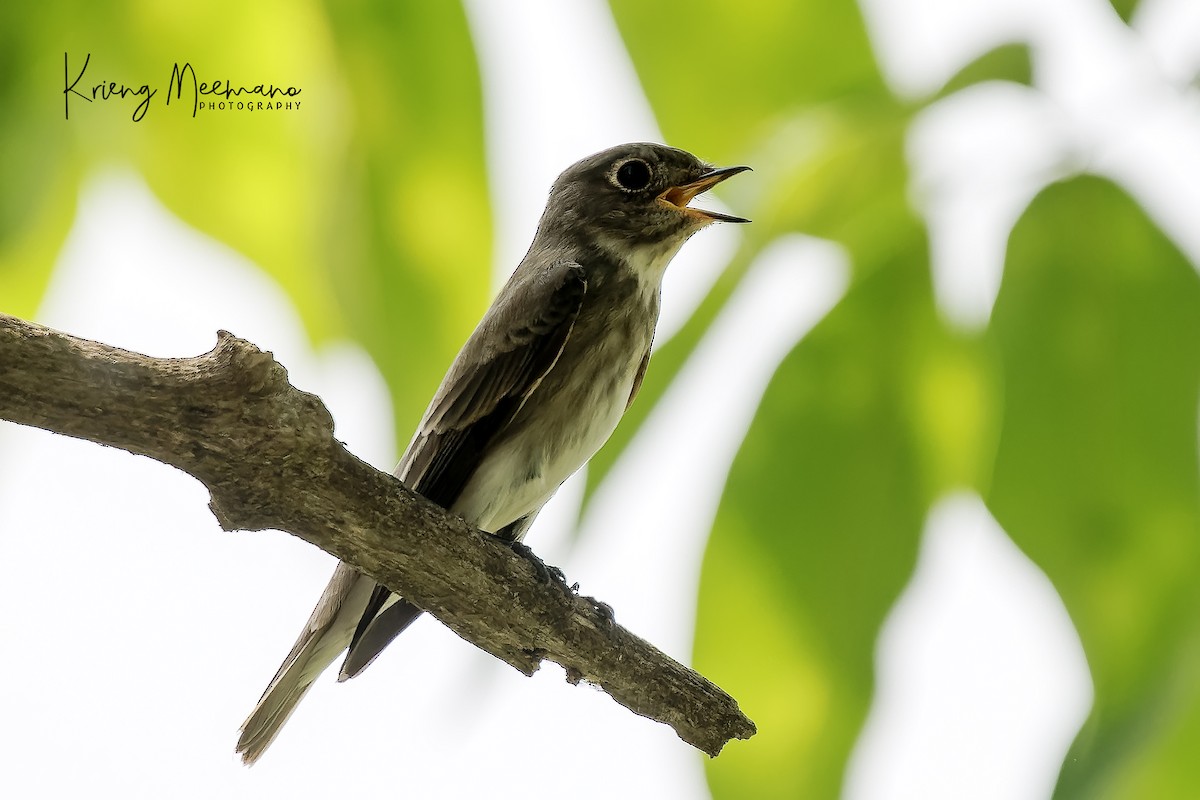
[2,0,1198,797]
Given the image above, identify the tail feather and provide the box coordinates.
[338,598,424,681]
[236,565,374,764]
[236,669,318,765]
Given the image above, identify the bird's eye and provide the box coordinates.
[614,159,652,191]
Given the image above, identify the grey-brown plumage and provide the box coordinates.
[236,143,749,763]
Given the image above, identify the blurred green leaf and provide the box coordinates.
[4,2,339,324]
[935,43,1033,100]
[988,176,1200,798]
[0,5,82,317]
[124,0,344,338]
[608,0,892,160]
[1107,0,1142,24]
[317,1,491,437]
[697,228,937,798]
[1099,680,1200,798]
[0,2,490,447]
[687,108,1006,789]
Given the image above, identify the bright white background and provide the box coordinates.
[1,0,1198,797]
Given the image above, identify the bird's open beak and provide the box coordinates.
[659,165,752,223]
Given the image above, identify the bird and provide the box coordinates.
[235,142,749,763]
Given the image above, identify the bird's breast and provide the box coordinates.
[454,279,657,533]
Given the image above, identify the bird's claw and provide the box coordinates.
[585,596,616,627]
[496,537,566,586]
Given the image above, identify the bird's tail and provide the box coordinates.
[236,565,372,764]
[236,655,322,765]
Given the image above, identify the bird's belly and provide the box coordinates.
[453,361,636,534]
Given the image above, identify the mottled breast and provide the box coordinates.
[453,270,658,533]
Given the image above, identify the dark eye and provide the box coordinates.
[614,159,652,191]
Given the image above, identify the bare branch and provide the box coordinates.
[0,311,755,756]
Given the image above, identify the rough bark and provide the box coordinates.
[0,311,755,756]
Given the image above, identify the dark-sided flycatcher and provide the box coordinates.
[237,143,749,763]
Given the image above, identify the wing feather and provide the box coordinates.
[342,260,587,674]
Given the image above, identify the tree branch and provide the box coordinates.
[0,311,755,756]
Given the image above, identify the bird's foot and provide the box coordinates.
[584,596,616,627]
[494,536,567,586]
[563,580,616,626]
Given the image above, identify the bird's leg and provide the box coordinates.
[490,534,567,586]
[486,529,609,623]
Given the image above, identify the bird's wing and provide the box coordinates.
[340,260,587,677]
[626,347,652,411]
[399,259,588,505]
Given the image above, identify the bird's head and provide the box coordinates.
[538,143,750,266]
